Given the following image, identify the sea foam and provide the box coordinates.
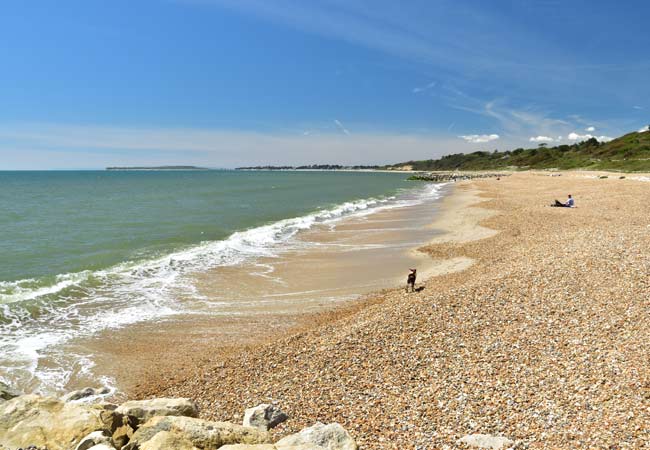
[0,182,445,394]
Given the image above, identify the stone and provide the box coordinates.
[98,405,136,448]
[86,445,116,450]
[61,387,111,402]
[275,423,357,450]
[219,446,278,450]
[75,430,112,450]
[0,381,22,401]
[124,416,271,450]
[458,434,514,449]
[243,404,289,431]
[115,397,198,424]
[0,395,108,450]
[139,430,199,450]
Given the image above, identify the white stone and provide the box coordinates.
[75,430,112,450]
[275,422,357,450]
[243,404,288,430]
[458,433,514,449]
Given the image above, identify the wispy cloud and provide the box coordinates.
[0,122,472,169]
[459,134,499,144]
[412,81,437,94]
[639,125,649,133]
[585,126,595,132]
[633,106,644,110]
[333,119,351,135]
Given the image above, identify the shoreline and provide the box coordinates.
[134,172,650,448]
[73,181,455,400]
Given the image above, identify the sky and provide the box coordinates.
[1,0,649,169]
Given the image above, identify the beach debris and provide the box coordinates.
[243,403,288,431]
[61,386,111,402]
[115,397,199,424]
[123,415,271,449]
[457,433,514,449]
[0,381,22,401]
[407,172,508,182]
[275,422,357,450]
[74,430,112,450]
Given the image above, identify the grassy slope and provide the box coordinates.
[390,130,650,172]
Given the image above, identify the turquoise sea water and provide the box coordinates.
[0,170,441,393]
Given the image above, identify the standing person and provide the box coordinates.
[406,268,417,292]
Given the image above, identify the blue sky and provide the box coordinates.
[1,0,649,168]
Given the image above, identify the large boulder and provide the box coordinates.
[243,404,288,431]
[124,415,271,450]
[139,430,198,450]
[458,434,514,449]
[62,387,111,402]
[275,423,357,450]
[0,381,22,402]
[0,395,108,450]
[115,398,198,424]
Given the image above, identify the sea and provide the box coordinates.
[0,170,445,396]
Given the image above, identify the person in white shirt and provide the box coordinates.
[552,194,574,207]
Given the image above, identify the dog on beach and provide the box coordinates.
[406,268,417,293]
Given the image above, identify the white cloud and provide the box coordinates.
[567,132,613,142]
[412,81,437,94]
[585,126,595,132]
[529,135,554,143]
[333,119,351,135]
[639,125,649,133]
[459,134,499,144]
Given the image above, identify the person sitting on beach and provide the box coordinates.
[406,268,417,293]
[551,194,575,208]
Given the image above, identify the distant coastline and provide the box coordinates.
[106,166,210,171]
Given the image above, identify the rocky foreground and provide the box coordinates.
[0,386,357,450]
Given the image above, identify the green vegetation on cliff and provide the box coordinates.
[389,129,650,172]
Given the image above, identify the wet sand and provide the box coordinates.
[62,183,463,398]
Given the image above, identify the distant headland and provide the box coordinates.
[106,166,209,171]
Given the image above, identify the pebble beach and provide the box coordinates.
[132,172,650,449]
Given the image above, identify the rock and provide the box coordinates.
[139,430,199,450]
[458,433,514,449]
[0,394,108,450]
[61,387,111,402]
[86,445,116,450]
[115,397,198,424]
[243,404,288,431]
[275,423,357,450]
[98,405,136,448]
[219,446,278,450]
[75,430,112,450]
[0,381,22,402]
[124,415,271,450]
